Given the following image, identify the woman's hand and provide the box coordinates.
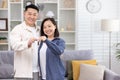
[38,36,47,42]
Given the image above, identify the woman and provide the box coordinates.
[38,18,65,80]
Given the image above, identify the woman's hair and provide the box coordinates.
[40,17,59,37]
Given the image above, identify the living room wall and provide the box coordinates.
[76,0,120,74]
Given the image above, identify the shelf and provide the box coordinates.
[59,0,76,50]
[39,2,57,4]
[0,43,8,45]
[37,19,58,22]
[60,8,75,10]
[10,20,21,22]
[0,8,8,10]
[36,0,57,3]
[0,0,76,50]
[10,2,21,4]
[10,0,21,2]
[60,31,75,33]
[0,31,8,33]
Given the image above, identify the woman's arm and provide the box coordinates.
[45,39,65,55]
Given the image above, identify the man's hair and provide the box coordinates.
[25,4,39,12]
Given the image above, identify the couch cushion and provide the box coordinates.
[72,60,97,80]
[104,68,120,80]
[60,50,94,77]
[0,51,14,65]
[0,51,14,79]
[79,64,105,80]
[61,50,94,61]
[0,64,14,79]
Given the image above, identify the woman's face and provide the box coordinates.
[43,20,56,38]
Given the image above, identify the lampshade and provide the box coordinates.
[101,19,120,32]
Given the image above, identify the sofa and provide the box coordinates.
[60,50,120,80]
[0,51,14,80]
[0,50,120,80]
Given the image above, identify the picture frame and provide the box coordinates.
[0,18,8,31]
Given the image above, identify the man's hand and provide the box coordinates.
[28,37,37,48]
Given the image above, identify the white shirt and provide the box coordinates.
[27,26,39,72]
[40,43,47,79]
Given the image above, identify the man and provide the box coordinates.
[10,4,40,80]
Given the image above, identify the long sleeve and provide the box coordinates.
[45,38,65,55]
[10,26,28,51]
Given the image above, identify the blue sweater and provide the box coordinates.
[38,38,65,80]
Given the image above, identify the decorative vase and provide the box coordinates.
[66,22,72,31]
[2,0,7,8]
[61,27,65,31]
[63,0,74,8]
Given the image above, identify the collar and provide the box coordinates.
[22,21,40,32]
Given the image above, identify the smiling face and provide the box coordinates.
[24,8,38,27]
[43,20,56,38]
[40,18,59,38]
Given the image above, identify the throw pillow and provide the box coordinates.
[79,64,105,80]
[72,60,97,80]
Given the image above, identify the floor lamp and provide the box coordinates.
[101,19,120,69]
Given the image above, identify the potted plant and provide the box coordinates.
[0,36,7,43]
[114,43,120,60]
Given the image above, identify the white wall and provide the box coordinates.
[76,0,120,75]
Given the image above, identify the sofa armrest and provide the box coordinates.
[0,51,14,79]
[104,68,120,80]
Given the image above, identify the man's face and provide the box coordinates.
[24,8,38,26]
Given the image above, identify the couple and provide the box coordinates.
[10,4,65,80]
